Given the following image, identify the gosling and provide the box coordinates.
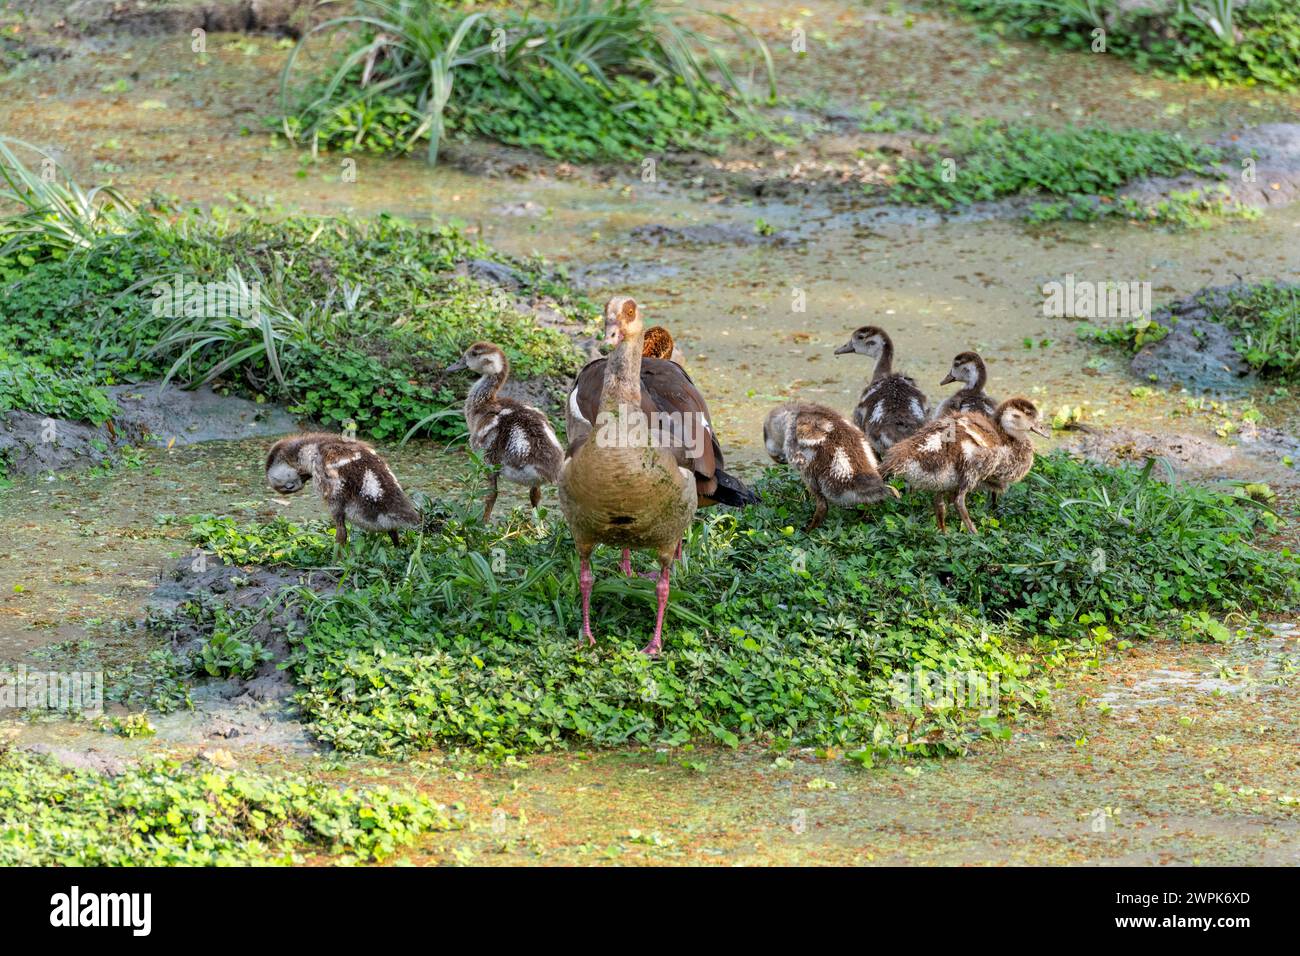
[764,402,899,531]
[881,397,1049,533]
[934,350,998,419]
[448,341,564,522]
[265,433,421,549]
[834,325,929,458]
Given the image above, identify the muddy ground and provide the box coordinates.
[1,0,1299,865]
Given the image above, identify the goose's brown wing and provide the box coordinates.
[641,359,720,501]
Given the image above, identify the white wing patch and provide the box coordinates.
[860,437,879,468]
[507,426,531,459]
[829,447,854,481]
[919,431,944,453]
[361,468,384,501]
[909,399,925,422]
[870,402,885,424]
[568,388,588,426]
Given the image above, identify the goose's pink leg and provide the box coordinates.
[640,549,676,656]
[579,550,596,647]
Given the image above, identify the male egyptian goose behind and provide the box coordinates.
[881,397,1049,533]
[763,402,899,531]
[557,297,698,656]
[935,350,998,419]
[835,326,928,458]
[447,341,564,522]
[266,432,421,549]
[642,326,685,366]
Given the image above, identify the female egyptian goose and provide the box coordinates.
[763,402,900,531]
[266,432,421,549]
[935,351,998,419]
[881,397,1049,533]
[835,326,928,458]
[567,322,756,504]
[568,322,754,575]
[447,342,564,522]
[557,297,698,656]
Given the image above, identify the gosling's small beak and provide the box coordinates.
[940,373,956,386]
[446,358,468,373]
[1031,422,1052,438]
[834,342,854,355]
[886,484,902,499]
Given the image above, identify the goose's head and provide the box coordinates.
[996,397,1050,439]
[642,326,676,360]
[834,325,889,358]
[762,404,796,464]
[447,341,506,376]
[941,351,985,388]
[601,296,643,351]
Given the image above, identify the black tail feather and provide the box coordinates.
[711,467,760,507]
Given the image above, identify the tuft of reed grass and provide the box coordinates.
[0,138,138,257]
[280,0,775,165]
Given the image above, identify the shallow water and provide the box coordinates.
[2,0,1299,865]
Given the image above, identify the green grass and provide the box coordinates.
[0,348,118,424]
[0,749,453,865]
[281,0,775,164]
[1081,282,1300,380]
[946,0,1300,90]
[1,161,588,442]
[165,454,1297,761]
[889,120,1230,216]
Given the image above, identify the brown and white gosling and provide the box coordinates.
[934,350,998,420]
[835,325,928,458]
[764,402,900,531]
[880,397,1050,534]
[265,433,421,549]
[447,341,564,523]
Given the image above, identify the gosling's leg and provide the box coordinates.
[933,494,947,532]
[334,517,348,554]
[989,489,1001,513]
[955,487,978,534]
[529,485,541,509]
[805,494,828,532]
[481,471,499,523]
[578,543,596,648]
[388,529,400,547]
[641,546,676,657]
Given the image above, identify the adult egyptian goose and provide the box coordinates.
[881,397,1049,533]
[934,350,998,419]
[266,433,421,549]
[835,326,928,458]
[567,324,755,507]
[763,402,900,530]
[557,297,698,656]
[447,341,564,522]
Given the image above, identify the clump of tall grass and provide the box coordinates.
[280,0,775,164]
[0,138,138,259]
